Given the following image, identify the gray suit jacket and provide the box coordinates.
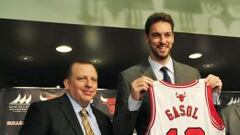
[113,59,200,135]
[221,103,240,135]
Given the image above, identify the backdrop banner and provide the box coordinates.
[0,87,116,135]
[0,87,239,135]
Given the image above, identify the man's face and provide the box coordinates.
[145,21,174,61]
[64,63,97,107]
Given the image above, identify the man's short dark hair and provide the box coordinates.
[144,12,174,35]
[66,59,97,79]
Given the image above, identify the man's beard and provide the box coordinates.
[150,46,171,60]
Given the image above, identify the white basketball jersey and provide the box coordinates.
[145,79,225,135]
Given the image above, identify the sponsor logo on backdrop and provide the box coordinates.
[100,95,116,115]
[227,97,240,105]
[6,120,24,126]
[39,93,48,101]
[39,90,65,101]
[9,94,32,112]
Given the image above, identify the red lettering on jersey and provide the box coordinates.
[173,106,180,119]
[179,105,185,116]
[186,106,192,117]
[192,107,198,119]
[165,109,174,120]
[165,105,199,121]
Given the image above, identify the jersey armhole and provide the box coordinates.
[206,85,225,130]
[145,86,157,135]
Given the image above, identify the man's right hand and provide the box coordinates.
[130,76,154,101]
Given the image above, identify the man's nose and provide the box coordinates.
[159,35,167,44]
[85,79,93,87]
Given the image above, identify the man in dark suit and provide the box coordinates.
[113,12,223,135]
[19,60,112,135]
[221,102,240,135]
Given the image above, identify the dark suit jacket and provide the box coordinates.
[19,94,112,135]
[113,59,200,135]
[221,103,240,135]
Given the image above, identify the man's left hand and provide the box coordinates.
[205,74,222,94]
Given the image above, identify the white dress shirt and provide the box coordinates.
[148,56,175,83]
[67,93,101,135]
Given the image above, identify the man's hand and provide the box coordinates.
[130,76,153,101]
[205,74,222,94]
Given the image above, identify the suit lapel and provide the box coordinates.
[173,60,192,83]
[59,94,84,135]
[91,105,105,134]
[173,60,183,83]
[138,60,157,102]
[140,60,157,80]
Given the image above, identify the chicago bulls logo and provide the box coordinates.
[175,92,186,102]
[100,95,116,115]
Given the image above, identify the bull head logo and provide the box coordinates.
[100,95,116,114]
[176,92,186,102]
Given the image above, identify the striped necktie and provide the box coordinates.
[80,108,94,135]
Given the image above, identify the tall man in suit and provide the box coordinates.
[113,12,223,135]
[19,60,112,135]
[221,102,240,135]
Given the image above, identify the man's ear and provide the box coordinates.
[172,32,175,43]
[144,34,149,44]
[63,79,70,90]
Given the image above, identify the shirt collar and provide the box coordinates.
[148,56,174,74]
[66,93,93,117]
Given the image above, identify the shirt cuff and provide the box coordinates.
[128,95,142,111]
[212,91,220,105]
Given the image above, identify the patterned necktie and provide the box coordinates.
[80,108,94,135]
[160,66,172,83]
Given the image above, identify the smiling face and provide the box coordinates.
[145,21,174,63]
[64,63,97,107]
